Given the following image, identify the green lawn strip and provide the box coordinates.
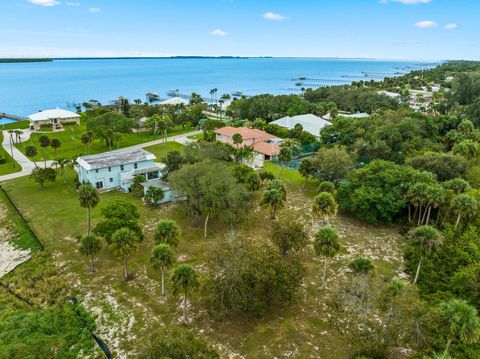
[15,121,194,161]
[0,188,42,251]
[187,133,203,140]
[0,120,30,130]
[0,133,22,176]
[143,141,184,159]
[1,162,403,358]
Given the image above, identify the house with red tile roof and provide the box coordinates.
[215,126,282,168]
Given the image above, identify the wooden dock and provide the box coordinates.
[0,113,28,121]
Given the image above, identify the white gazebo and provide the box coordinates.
[28,108,81,131]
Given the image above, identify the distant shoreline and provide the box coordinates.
[0,56,443,63]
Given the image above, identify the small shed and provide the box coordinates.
[28,108,80,131]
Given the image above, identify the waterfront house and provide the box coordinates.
[75,148,164,192]
[271,114,331,137]
[28,108,80,131]
[215,126,282,168]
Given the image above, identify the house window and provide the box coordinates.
[95,181,103,190]
[108,167,111,172]
[95,169,98,173]
[134,163,138,169]
[109,178,113,183]
[147,171,159,180]
[120,165,124,171]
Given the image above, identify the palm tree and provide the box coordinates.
[314,227,341,290]
[232,133,243,148]
[408,225,442,284]
[80,131,94,154]
[277,147,292,177]
[78,183,100,235]
[25,145,38,168]
[154,220,181,247]
[261,179,287,219]
[171,264,199,323]
[145,186,165,205]
[439,299,480,354]
[111,227,139,281]
[14,130,23,144]
[150,244,175,296]
[298,157,316,189]
[38,135,50,168]
[53,158,72,184]
[453,194,477,229]
[79,234,102,271]
[50,138,61,157]
[312,192,337,224]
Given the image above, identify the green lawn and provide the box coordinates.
[16,121,194,161]
[0,133,22,176]
[143,141,184,159]
[1,120,30,130]
[187,133,203,140]
[1,162,404,358]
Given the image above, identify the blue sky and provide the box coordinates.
[0,0,478,60]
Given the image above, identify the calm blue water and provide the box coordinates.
[0,58,437,116]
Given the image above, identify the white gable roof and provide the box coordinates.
[160,97,188,106]
[28,109,80,122]
[271,114,331,137]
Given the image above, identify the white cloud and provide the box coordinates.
[414,20,438,28]
[263,12,287,21]
[380,0,432,4]
[445,23,458,30]
[28,0,60,6]
[65,1,80,6]
[89,7,101,13]
[210,29,228,36]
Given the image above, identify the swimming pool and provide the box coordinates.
[0,117,17,126]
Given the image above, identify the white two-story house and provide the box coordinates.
[75,148,163,192]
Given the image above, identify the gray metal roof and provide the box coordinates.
[76,148,156,170]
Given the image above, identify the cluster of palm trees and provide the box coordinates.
[77,184,199,323]
[406,178,477,229]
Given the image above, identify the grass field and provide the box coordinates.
[15,121,194,161]
[1,161,404,358]
[143,141,184,159]
[187,133,204,140]
[0,133,22,176]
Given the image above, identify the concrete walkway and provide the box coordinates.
[0,129,200,183]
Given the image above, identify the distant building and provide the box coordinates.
[28,108,80,131]
[75,148,164,192]
[215,126,282,168]
[160,97,189,106]
[377,90,401,99]
[271,114,331,137]
[322,112,370,121]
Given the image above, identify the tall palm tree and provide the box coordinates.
[312,192,337,224]
[80,131,94,154]
[38,135,50,168]
[172,264,199,323]
[314,227,341,290]
[261,179,287,219]
[154,220,181,247]
[439,299,480,354]
[453,194,477,229]
[25,145,38,168]
[14,130,23,144]
[79,234,102,271]
[232,133,243,148]
[408,225,442,284]
[53,158,72,184]
[150,244,175,296]
[277,147,292,177]
[78,183,100,235]
[298,157,316,189]
[50,138,61,157]
[111,227,139,281]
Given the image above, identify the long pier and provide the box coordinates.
[0,113,28,121]
[291,78,351,87]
